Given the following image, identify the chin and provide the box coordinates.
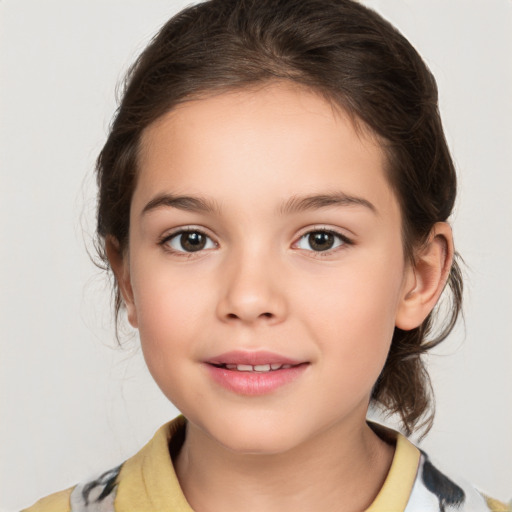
[204,412,312,456]
[219,431,300,456]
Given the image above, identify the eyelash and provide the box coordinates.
[159,228,217,257]
[293,228,353,256]
[158,227,353,257]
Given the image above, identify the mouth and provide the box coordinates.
[206,350,305,367]
[209,362,297,372]
[204,351,309,395]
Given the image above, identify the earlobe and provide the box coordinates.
[395,222,454,331]
[105,236,138,328]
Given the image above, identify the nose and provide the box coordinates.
[215,249,288,325]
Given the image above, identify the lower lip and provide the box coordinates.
[205,364,308,396]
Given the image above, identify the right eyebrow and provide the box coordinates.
[141,193,221,217]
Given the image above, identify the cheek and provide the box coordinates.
[131,279,205,408]
[301,255,405,375]
[129,265,211,371]
[132,253,213,324]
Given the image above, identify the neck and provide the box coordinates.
[174,417,394,512]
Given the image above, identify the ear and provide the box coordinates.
[105,236,138,328]
[395,222,454,331]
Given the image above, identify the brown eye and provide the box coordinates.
[166,230,215,253]
[296,230,348,252]
[180,232,206,251]
[308,231,335,251]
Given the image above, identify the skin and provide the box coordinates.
[109,82,453,512]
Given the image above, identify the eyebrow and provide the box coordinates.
[141,194,221,216]
[279,192,377,215]
[141,191,377,217]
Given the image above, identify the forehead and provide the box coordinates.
[135,83,397,218]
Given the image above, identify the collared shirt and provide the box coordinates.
[23,416,510,512]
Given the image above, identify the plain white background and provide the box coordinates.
[1,1,511,510]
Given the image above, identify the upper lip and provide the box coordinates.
[206,350,304,366]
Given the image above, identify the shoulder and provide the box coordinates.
[405,447,510,512]
[21,487,73,512]
[21,465,121,512]
[21,417,186,512]
[369,422,510,512]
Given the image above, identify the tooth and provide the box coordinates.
[270,363,282,370]
[225,364,237,370]
[254,364,271,372]
[281,364,292,369]
[236,364,253,371]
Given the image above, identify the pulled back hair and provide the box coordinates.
[96,0,463,436]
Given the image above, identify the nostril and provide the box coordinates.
[225,311,273,320]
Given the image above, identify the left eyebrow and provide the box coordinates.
[279,192,377,215]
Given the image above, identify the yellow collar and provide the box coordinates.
[116,416,420,512]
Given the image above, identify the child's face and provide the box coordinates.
[120,83,416,453]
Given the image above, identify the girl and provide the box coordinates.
[16,0,510,510]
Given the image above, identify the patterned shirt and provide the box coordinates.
[23,416,510,512]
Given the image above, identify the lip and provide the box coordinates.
[204,350,309,396]
[206,350,303,366]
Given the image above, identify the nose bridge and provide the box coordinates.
[216,240,287,324]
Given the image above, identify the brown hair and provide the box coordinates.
[95,0,463,436]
